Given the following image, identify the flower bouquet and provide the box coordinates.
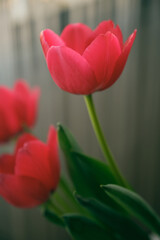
[0,20,160,240]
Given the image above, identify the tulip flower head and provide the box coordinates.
[0,126,60,207]
[40,20,137,95]
[0,80,40,142]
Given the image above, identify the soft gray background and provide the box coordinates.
[0,0,160,239]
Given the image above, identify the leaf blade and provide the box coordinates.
[75,194,150,240]
[63,214,111,240]
[102,184,160,236]
[58,124,118,203]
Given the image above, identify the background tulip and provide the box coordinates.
[0,80,40,142]
[40,20,136,95]
[0,126,60,208]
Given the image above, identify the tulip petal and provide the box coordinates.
[15,141,55,190]
[14,81,39,127]
[0,108,15,142]
[0,88,19,141]
[61,23,92,55]
[14,133,37,156]
[87,20,114,45]
[26,87,40,126]
[40,29,65,57]
[0,155,15,174]
[47,46,97,94]
[16,81,40,127]
[0,174,48,207]
[93,20,114,34]
[47,126,60,187]
[83,32,121,90]
[111,25,123,49]
[14,80,29,95]
[104,29,137,89]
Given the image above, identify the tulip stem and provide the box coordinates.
[84,94,130,188]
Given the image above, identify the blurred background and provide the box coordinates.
[0,0,160,239]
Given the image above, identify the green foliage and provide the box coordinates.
[43,207,65,226]
[42,124,160,240]
[63,214,110,240]
[102,184,160,236]
[58,124,118,203]
[75,194,150,240]
[41,201,65,227]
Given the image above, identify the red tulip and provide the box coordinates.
[0,126,60,208]
[40,20,137,95]
[0,80,40,142]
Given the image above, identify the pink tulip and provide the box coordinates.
[40,20,136,95]
[0,126,60,208]
[0,80,40,142]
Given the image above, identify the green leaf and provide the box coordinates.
[63,214,111,240]
[57,124,84,192]
[41,202,65,227]
[57,123,82,154]
[58,123,87,196]
[43,207,65,226]
[58,124,118,204]
[75,194,150,240]
[70,152,118,201]
[102,184,160,236]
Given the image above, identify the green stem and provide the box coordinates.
[84,95,129,188]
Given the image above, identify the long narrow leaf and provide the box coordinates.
[58,124,85,192]
[76,194,150,240]
[71,152,118,199]
[58,124,118,204]
[41,202,65,227]
[63,214,111,240]
[102,184,160,236]
[43,207,65,226]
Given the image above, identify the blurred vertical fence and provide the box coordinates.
[0,0,160,239]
